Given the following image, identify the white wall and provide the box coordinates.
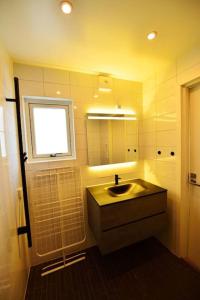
[14,63,143,265]
[141,64,179,254]
[0,45,30,299]
[141,44,200,256]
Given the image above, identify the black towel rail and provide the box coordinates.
[6,77,32,247]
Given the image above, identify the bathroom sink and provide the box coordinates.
[107,182,146,197]
[87,178,167,206]
[108,183,132,196]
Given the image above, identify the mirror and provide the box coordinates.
[86,114,138,166]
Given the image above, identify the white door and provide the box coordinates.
[188,82,200,269]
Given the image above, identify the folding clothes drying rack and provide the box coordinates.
[6,78,86,276]
[28,166,86,276]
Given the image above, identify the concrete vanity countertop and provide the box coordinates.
[87,178,167,206]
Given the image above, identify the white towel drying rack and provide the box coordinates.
[27,166,86,275]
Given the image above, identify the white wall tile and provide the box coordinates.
[155,160,176,178]
[143,75,156,94]
[156,78,177,101]
[114,78,142,99]
[43,67,69,84]
[156,95,177,116]
[74,117,86,135]
[19,80,44,96]
[139,132,155,147]
[75,133,87,150]
[155,113,177,131]
[94,92,115,106]
[156,130,177,147]
[14,63,43,81]
[70,85,95,102]
[70,71,96,87]
[76,149,88,165]
[143,65,180,255]
[44,83,70,98]
[140,146,156,160]
[140,118,155,133]
[143,89,156,118]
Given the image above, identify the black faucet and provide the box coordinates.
[115,174,121,185]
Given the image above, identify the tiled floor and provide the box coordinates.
[26,238,200,300]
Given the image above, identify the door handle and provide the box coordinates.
[189,172,200,186]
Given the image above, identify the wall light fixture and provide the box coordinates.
[87,113,137,121]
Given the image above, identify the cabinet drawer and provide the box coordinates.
[101,192,167,230]
[99,212,167,254]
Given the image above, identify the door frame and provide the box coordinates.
[180,77,200,259]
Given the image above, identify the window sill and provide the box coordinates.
[26,156,76,164]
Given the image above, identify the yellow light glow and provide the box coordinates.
[98,87,112,93]
[60,1,73,14]
[93,94,99,98]
[87,108,136,115]
[89,162,137,171]
[88,116,137,120]
[147,31,157,40]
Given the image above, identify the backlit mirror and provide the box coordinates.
[86,113,138,166]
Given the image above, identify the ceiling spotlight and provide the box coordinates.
[147,31,157,40]
[60,1,73,14]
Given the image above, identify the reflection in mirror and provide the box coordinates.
[86,113,138,166]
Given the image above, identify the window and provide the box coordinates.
[24,97,76,161]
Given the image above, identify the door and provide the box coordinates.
[188,82,200,269]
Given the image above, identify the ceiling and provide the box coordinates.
[0,0,200,81]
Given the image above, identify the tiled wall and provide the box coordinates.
[13,44,200,265]
[141,68,179,254]
[14,63,143,265]
[2,42,200,277]
[0,46,30,299]
[141,44,200,255]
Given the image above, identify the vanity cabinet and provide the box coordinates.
[87,179,167,254]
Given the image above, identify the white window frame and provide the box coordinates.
[23,96,76,163]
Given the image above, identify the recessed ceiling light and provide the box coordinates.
[147,31,157,40]
[98,87,112,93]
[60,1,73,14]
